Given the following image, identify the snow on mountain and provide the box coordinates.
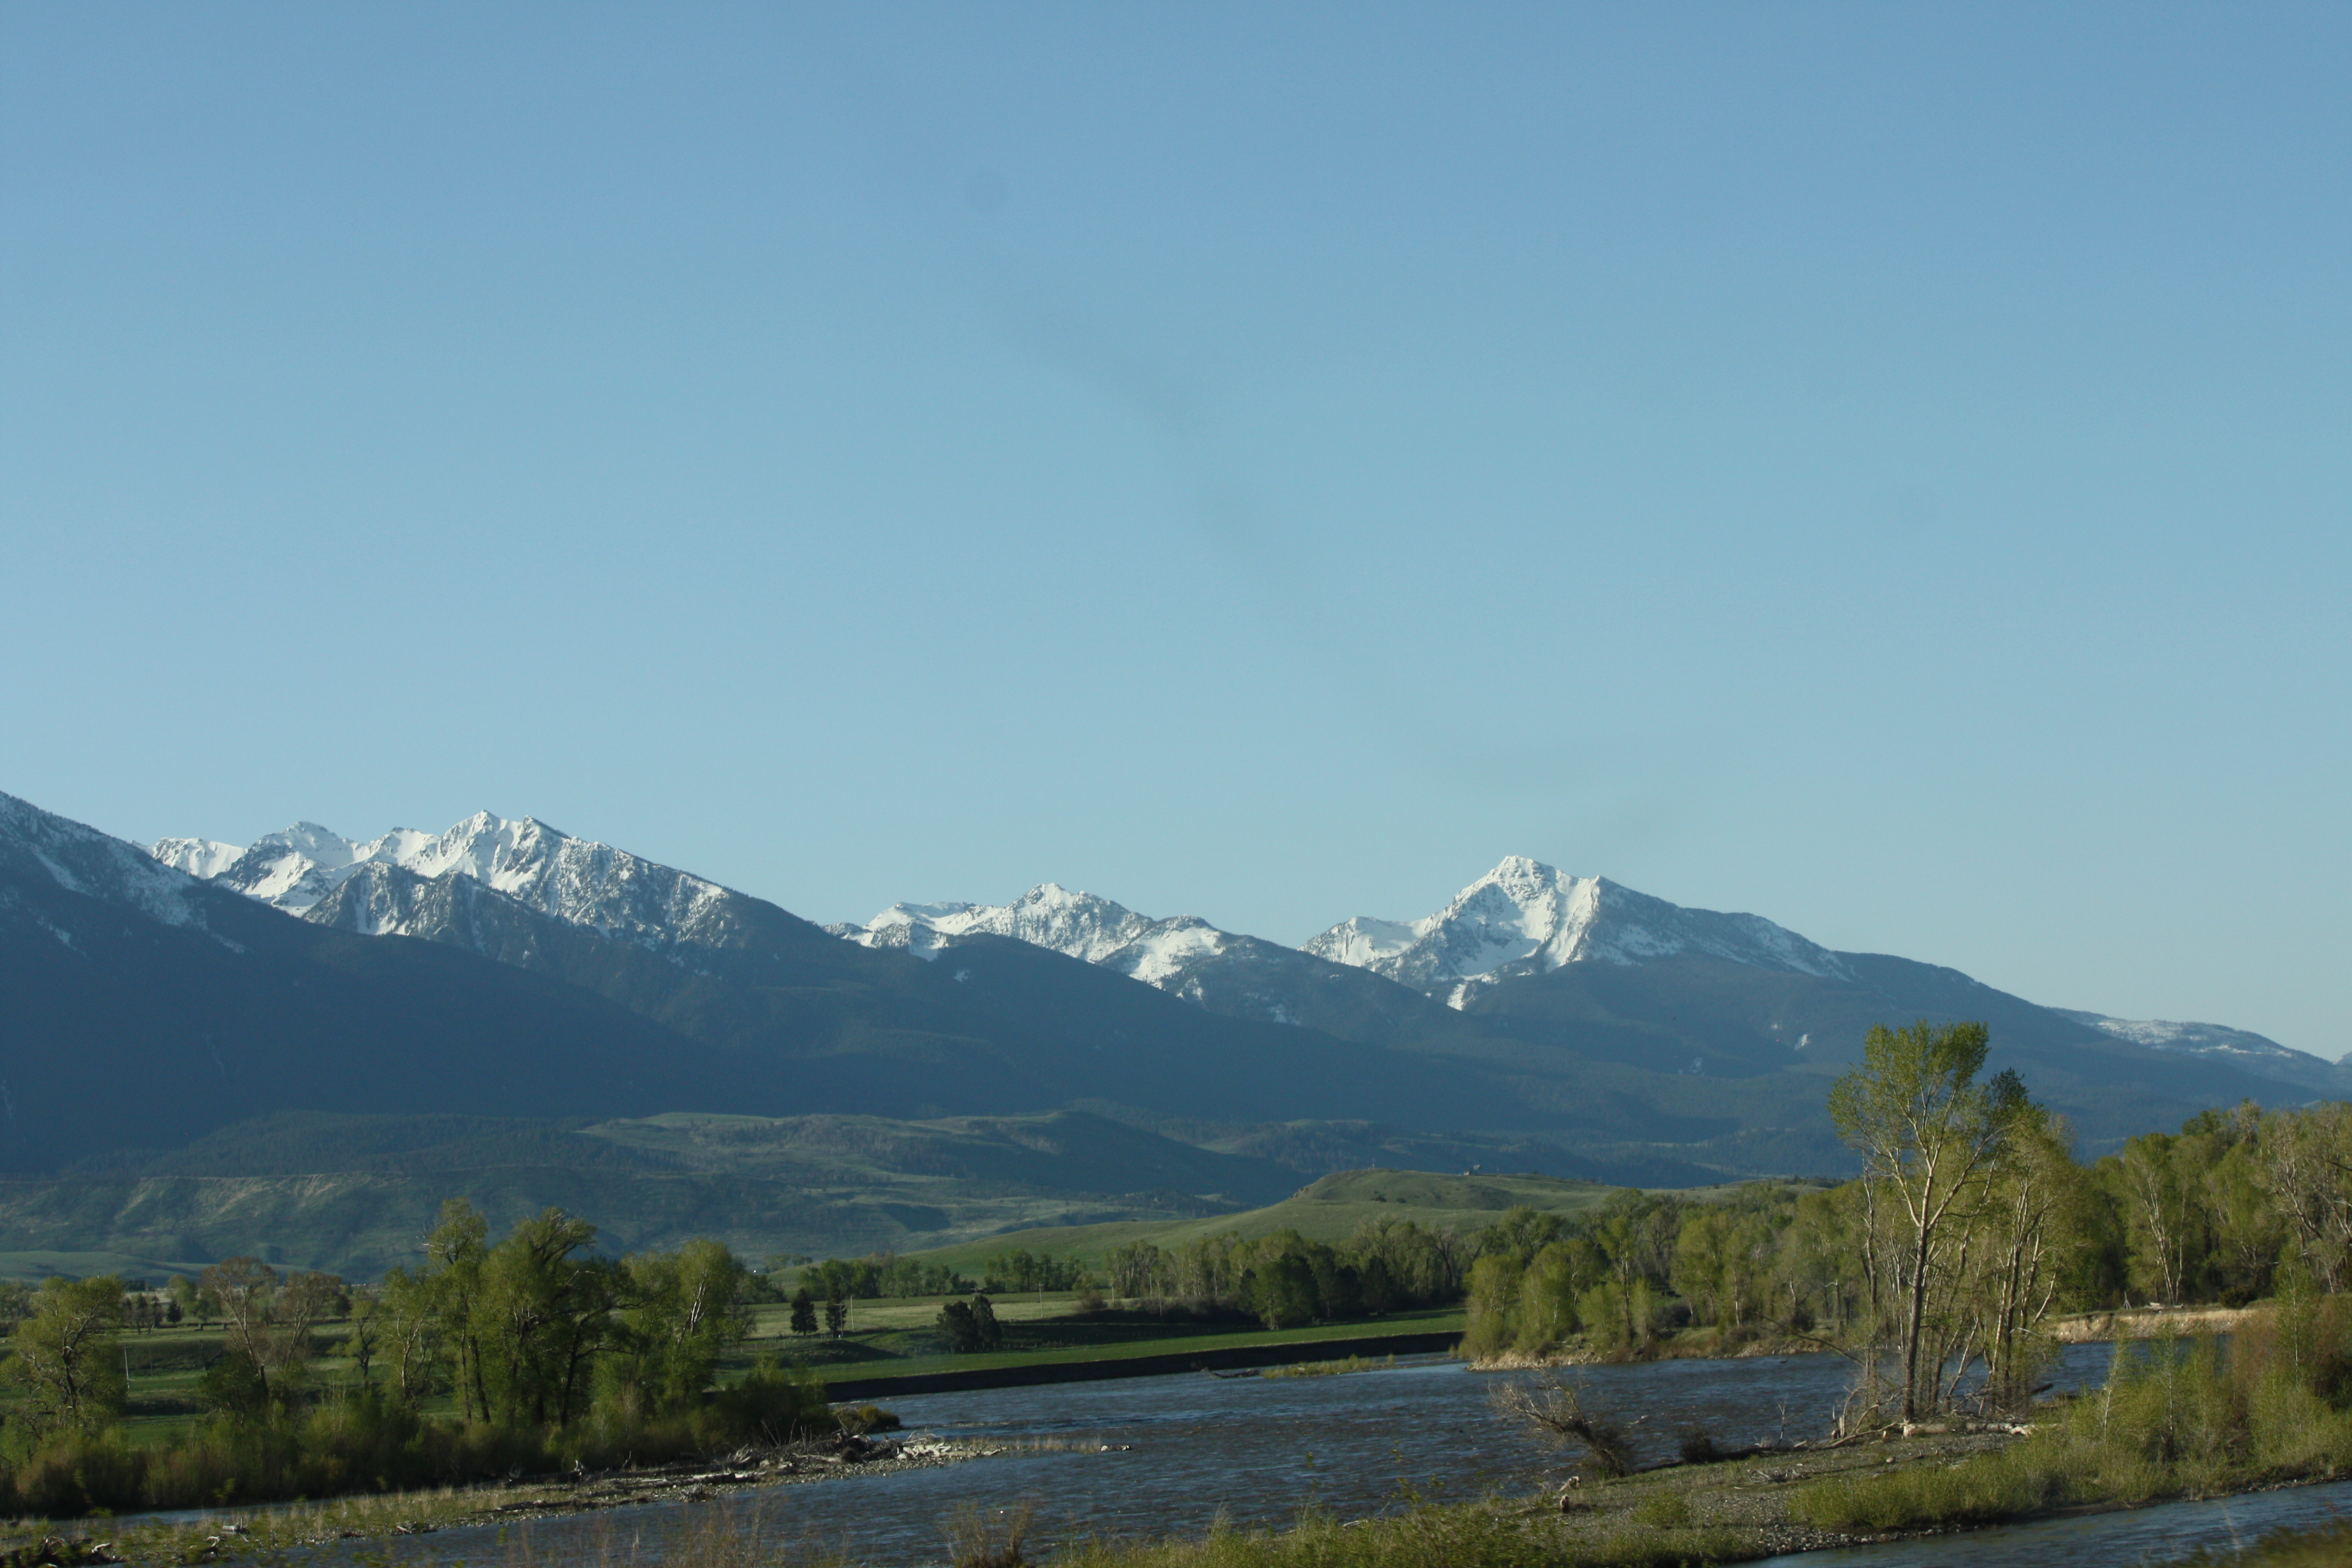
[149,837,243,879]
[153,812,749,955]
[2054,1010,2331,1075]
[834,885,1243,989]
[1305,856,1851,1005]
[1,790,214,932]
[839,858,1855,1014]
[842,885,1156,961]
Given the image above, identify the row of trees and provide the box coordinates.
[794,1245,1096,1304]
[797,1253,972,1301]
[364,1202,752,1429]
[1463,1019,2352,1427]
[1103,1216,1473,1329]
[0,1202,853,1515]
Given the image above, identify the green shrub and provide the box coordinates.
[0,1358,856,1518]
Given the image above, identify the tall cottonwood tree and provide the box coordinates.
[1,1276,127,1435]
[424,1197,492,1420]
[478,1208,612,1428]
[609,1238,749,1411]
[2256,1102,2352,1294]
[1827,1019,2023,1420]
[1966,1103,2089,1409]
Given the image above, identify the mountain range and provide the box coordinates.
[834,858,2337,1086]
[2,786,2338,1276]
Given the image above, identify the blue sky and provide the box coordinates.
[4,4,2346,1053]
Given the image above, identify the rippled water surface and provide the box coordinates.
[303,1342,2287,1567]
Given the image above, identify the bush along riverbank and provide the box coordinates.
[1794,1303,2352,1535]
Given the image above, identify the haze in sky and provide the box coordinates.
[3,5,2345,1053]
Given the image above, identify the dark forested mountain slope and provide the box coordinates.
[0,802,744,1172]
[7,786,2320,1208]
[1,794,1561,1176]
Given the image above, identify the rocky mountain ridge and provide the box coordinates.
[167,814,2326,1077]
[156,813,754,959]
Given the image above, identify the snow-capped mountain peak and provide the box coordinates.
[839,883,1165,965]
[1304,857,1850,1004]
[151,811,746,955]
[834,883,1246,993]
[840,858,1853,1012]
[149,837,243,880]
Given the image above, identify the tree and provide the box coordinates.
[1460,1255,1521,1359]
[1106,1242,1169,1299]
[1969,1103,2090,1410]
[197,1258,346,1409]
[1516,1239,1598,1353]
[937,1299,982,1353]
[0,1281,31,1337]
[377,1264,447,1407]
[968,1292,1001,1349]
[422,1197,492,1420]
[789,1286,819,1336]
[611,1238,750,1410]
[342,1293,383,1389]
[1671,1208,1738,1329]
[1250,1256,1318,1330]
[824,1289,849,1338]
[477,1207,613,1428]
[937,1293,1003,1354]
[1,1275,128,1435]
[2115,1131,2193,1305]
[1826,1019,2022,1420]
[2255,1102,2352,1293]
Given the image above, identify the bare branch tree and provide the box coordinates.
[1488,1374,1637,1477]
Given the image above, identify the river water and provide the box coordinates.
[279,1342,2344,1567]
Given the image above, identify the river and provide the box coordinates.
[285,1342,2335,1567]
[257,1335,2352,1568]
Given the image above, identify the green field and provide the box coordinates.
[10,1162,1778,1440]
[745,1293,1465,1387]
[19,1285,1457,1447]
[896,1167,1624,1275]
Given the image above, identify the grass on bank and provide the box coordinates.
[1049,1508,1749,1568]
[2181,1522,2352,1565]
[1793,1326,2352,1534]
[1258,1354,1393,1380]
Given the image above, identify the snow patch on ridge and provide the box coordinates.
[2054,1009,2327,1072]
[0,792,210,930]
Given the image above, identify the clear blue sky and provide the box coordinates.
[4,5,2346,1054]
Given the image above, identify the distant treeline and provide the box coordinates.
[1104,1218,1474,1326]
[793,1244,1095,1305]
[796,1216,1490,1331]
[0,1200,862,1518]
